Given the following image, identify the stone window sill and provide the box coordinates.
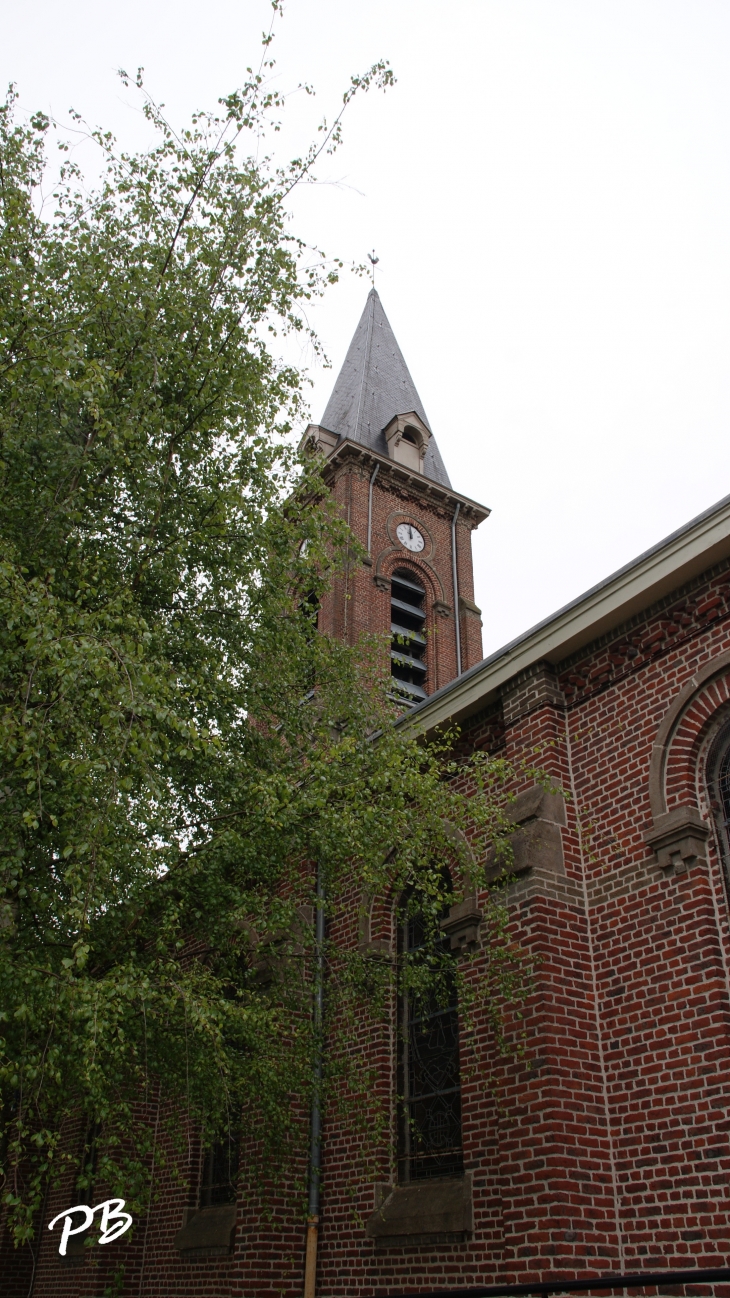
[366,1174,472,1249]
[174,1204,237,1256]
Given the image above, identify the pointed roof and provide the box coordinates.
[320,290,452,488]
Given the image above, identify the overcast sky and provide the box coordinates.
[5,0,730,655]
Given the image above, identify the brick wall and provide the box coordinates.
[7,560,730,1298]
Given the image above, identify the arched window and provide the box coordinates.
[397,888,463,1183]
[390,569,427,705]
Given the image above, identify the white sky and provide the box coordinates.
[5,0,730,655]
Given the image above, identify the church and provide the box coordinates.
[13,292,730,1297]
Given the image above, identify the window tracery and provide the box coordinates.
[707,718,730,877]
[397,887,463,1183]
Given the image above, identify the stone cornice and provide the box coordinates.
[321,438,490,526]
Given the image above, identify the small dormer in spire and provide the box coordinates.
[311,289,452,487]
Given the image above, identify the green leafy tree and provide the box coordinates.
[0,39,530,1251]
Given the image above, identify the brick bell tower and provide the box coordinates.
[302,290,489,705]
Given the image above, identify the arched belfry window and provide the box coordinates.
[390,569,428,705]
[397,887,463,1183]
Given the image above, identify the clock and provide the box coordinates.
[396,522,425,553]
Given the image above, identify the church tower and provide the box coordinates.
[302,290,489,704]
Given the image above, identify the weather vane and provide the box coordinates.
[367,249,379,288]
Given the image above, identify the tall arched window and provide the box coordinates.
[397,889,463,1183]
[390,569,427,705]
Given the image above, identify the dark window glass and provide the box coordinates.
[77,1120,102,1195]
[397,893,463,1182]
[708,723,730,876]
[200,1134,240,1207]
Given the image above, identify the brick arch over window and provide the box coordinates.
[357,823,483,957]
[649,649,730,818]
[379,554,444,604]
[668,679,730,813]
[374,548,447,606]
[644,650,730,873]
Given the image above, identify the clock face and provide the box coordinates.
[396,522,425,553]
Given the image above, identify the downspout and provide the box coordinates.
[451,502,462,676]
[366,463,380,554]
[303,866,325,1298]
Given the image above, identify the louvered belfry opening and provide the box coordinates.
[390,569,428,705]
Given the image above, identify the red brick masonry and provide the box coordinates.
[5,561,730,1298]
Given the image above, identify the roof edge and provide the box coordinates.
[396,491,730,735]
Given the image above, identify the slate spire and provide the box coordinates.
[320,289,452,488]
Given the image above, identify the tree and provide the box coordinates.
[0,37,530,1251]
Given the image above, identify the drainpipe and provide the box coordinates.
[451,502,462,676]
[366,463,379,555]
[303,866,325,1298]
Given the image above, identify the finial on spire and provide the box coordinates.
[367,249,379,289]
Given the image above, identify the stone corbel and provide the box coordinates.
[487,785,567,882]
[374,574,391,593]
[439,898,482,954]
[433,600,452,618]
[458,595,482,619]
[357,938,392,959]
[246,905,313,986]
[643,806,710,875]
